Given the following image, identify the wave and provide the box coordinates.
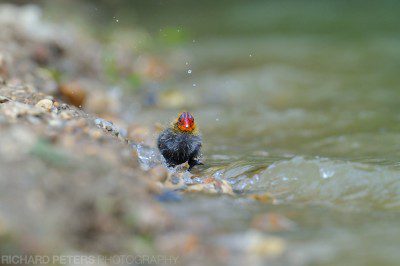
[256,156,400,211]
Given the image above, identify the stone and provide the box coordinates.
[58,82,86,107]
[35,99,53,111]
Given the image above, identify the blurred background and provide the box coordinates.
[1,0,400,265]
[42,0,400,162]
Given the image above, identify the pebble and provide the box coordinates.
[58,82,86,107]
[35,99,53,111]
[2,101,44,119]
[219,230,286,258]
[95,118,116,132]
[0,95,10,103]
[163,173,186,190]
[60,111,73,120]
[184,178,235,196]
[155,190,182,202]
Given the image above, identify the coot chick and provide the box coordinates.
[157,112,202,170]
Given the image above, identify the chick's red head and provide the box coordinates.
[176,112,196,132]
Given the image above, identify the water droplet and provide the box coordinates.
[187,69,192,74]
[214,170,224,180]
[192,83,197,87]
[320,168,335,179]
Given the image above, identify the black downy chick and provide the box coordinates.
[157,112,202,170]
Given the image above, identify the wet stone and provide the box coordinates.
[171,176,180,185]
[94,117,123,137]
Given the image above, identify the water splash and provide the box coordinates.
[319,167,335,179]
[205,162,262,192]
[234,174,260,192]
[134,144,162,170]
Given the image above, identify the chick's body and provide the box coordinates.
[157,112,202,170]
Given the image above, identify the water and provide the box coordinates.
[135,144,162,170]
[76,1,400,264]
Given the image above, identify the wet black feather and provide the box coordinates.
[157,128,202,169]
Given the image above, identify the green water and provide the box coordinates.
[57,1,400,264]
